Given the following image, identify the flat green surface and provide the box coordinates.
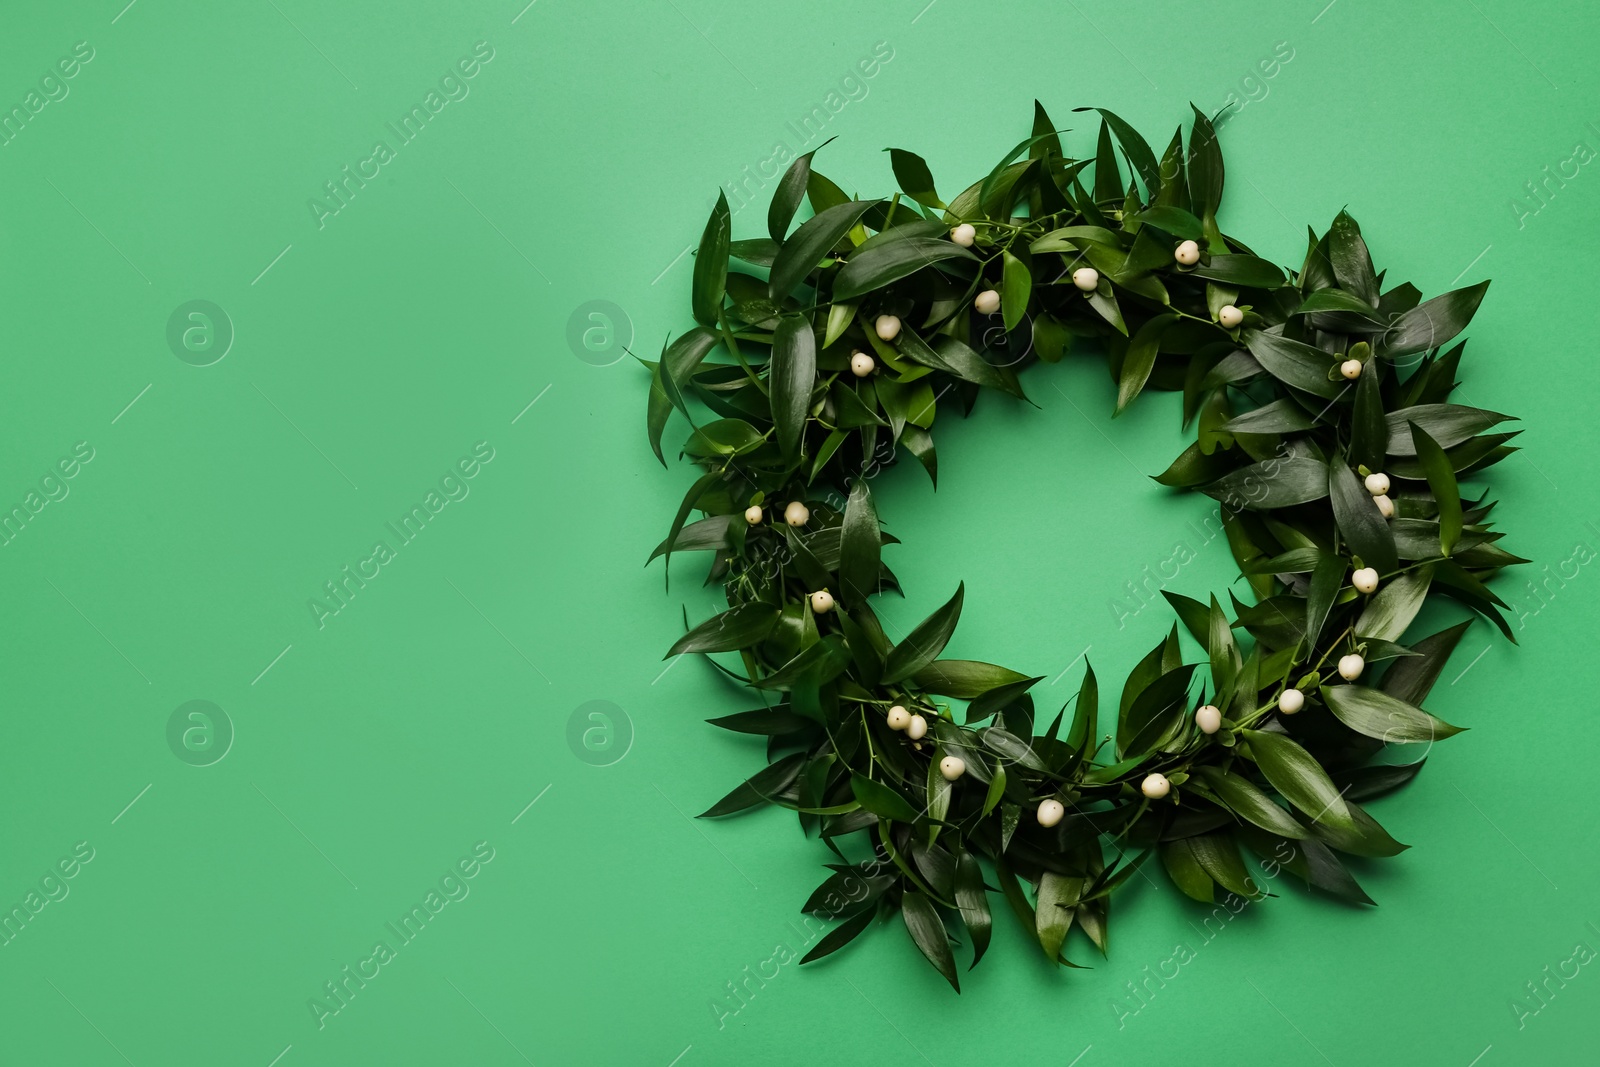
[2,1,1598,1064]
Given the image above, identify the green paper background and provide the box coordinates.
[2,1,1597,1064]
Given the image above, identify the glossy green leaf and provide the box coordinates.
[668,603,779,657]
[769,138,834,242]
[691,192,730,327]
[768,199,880,300]
[833,238,976,302]
[1410,422,1462,555]
[699,752,807,817]
[770,314,816,467]
[1329,458,1397,574]
[901,890,959,991]
[1321,684,1465,744]
[889,148,945,209]
[1240,728,1354,830]
[883,583,965,684]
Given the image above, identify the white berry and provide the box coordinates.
[973,289,1000,315]
[1364,472,1390,496]
[906,714,928,740]
[875,314,901,341]
[886,705,911,731]
[1218,305,1243,328]
[783,500,809,527]
[743,505,763,525]
[1352,567,1380,595]
[1278,688,1305,715]
[1340,359,1363,380]
[1037,799,1065,828]
[1072,267,1099,291]
[1373,493,1395,519]
[809,590,834,614]
[1141,773,1170,799]
[1195,704,1222,735]
[950,223,976,247]
[1338,653,1365,681]
[1174,240,1200,265]
[849,351,875,377]
[939,756,966,781]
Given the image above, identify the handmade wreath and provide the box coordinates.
[643,102,1521,989]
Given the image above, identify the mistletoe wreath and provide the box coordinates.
[643,102,1521,989]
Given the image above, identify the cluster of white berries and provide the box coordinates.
[885,704,966,779]
[1365,471,1394,519]
[885,704,926,738]
[746,500,815,528]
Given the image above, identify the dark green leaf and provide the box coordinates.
[883,583,965,684]
[833,238,977,302]
[699,752,807,817]
[838,478,881,608]
[1321,684,1465,744]
[1410,423,1462,556]
[691,193,730,327]
[770,314,816,467]
[769,138,834,242]
[1240,729,1354,830]
[1329,458,1397,574]
[889,148,945,209]
[851,774,922,824]
[800,907,875,964]
[1382,280,1490,358]
[769,199,880,300]
[901,890,959,991]
[668,603,779,657]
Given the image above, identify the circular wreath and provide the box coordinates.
[643,102,1520,989]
